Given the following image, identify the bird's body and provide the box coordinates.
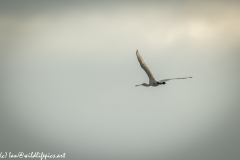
[135,50,192,87]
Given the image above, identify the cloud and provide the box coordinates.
[0,1,240,59]
[1,2,240,160]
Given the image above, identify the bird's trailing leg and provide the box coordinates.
[157,82,166,85]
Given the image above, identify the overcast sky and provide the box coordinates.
[1,1,240,160]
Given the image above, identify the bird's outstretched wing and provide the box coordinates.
[136,50,156,81]
[159,77,192,83]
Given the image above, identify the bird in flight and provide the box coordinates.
[135,50,192,87]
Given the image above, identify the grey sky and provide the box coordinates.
[1,1,240,160]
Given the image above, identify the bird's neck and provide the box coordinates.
[143,83,150,87]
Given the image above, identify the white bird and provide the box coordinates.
[135,50,192,87]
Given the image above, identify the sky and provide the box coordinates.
[1,1,240,160]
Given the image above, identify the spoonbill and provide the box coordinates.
[135,50,192,87]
